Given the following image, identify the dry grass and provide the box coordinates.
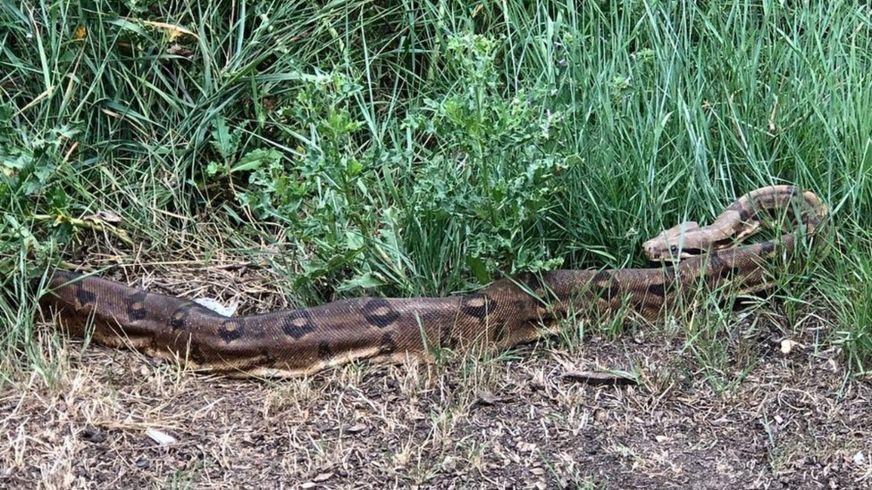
[2,266,869,489]
[3,1,871,487]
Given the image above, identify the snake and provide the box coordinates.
[39,185,827,377]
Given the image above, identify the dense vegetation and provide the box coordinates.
[2,1,869,378]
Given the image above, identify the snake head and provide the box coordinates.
[642,221,705,262]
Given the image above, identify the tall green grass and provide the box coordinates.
[2,1,869,376]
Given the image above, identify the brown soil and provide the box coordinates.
[1,266,869,489]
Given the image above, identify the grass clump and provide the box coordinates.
[1,0,870,378]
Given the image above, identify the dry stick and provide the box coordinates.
[32,213,135,247]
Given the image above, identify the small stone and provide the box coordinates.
[655,435,669,443]
[853,451,865,465]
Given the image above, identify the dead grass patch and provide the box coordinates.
[4,260,870,488]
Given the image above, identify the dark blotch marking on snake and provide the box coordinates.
[525,274,548,299]
[259,348,275,365]
[379,332,397,354]
[592,270,621,301]
[525,274,543,292]
[75,287,97,308]
[707,251,726,271]
[704,251,744,281]
[460,294,494,319]
[716,265,744,281]
[53,270,77,282]
[126,290,148,321]
[281,310,316,339]
[491,320,508,343]
[317,341,333,360]
[758,240,776,256]
[169,304,196,330]
[738,206,756,223]
[645,282,666,298]
[362,298,400,328]
[439,316,454,349]
[218,319,245,343]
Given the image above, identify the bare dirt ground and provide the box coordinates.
[1,266,870,489]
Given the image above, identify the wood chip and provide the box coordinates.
[346,423,367,434]
[313,472,333,482]
[145,427,177,446]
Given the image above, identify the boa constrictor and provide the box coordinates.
[40,186,827,377]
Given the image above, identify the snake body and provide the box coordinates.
[40,186,827,377]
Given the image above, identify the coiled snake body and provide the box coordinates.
[40,186,827,377]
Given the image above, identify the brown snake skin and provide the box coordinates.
[40,186,827,377]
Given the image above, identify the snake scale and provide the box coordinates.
[40,186,827,377]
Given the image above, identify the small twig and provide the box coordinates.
[561,370,638,386]
[195,262,261,272]
[33,213,135,247]
[55,260,95,272]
